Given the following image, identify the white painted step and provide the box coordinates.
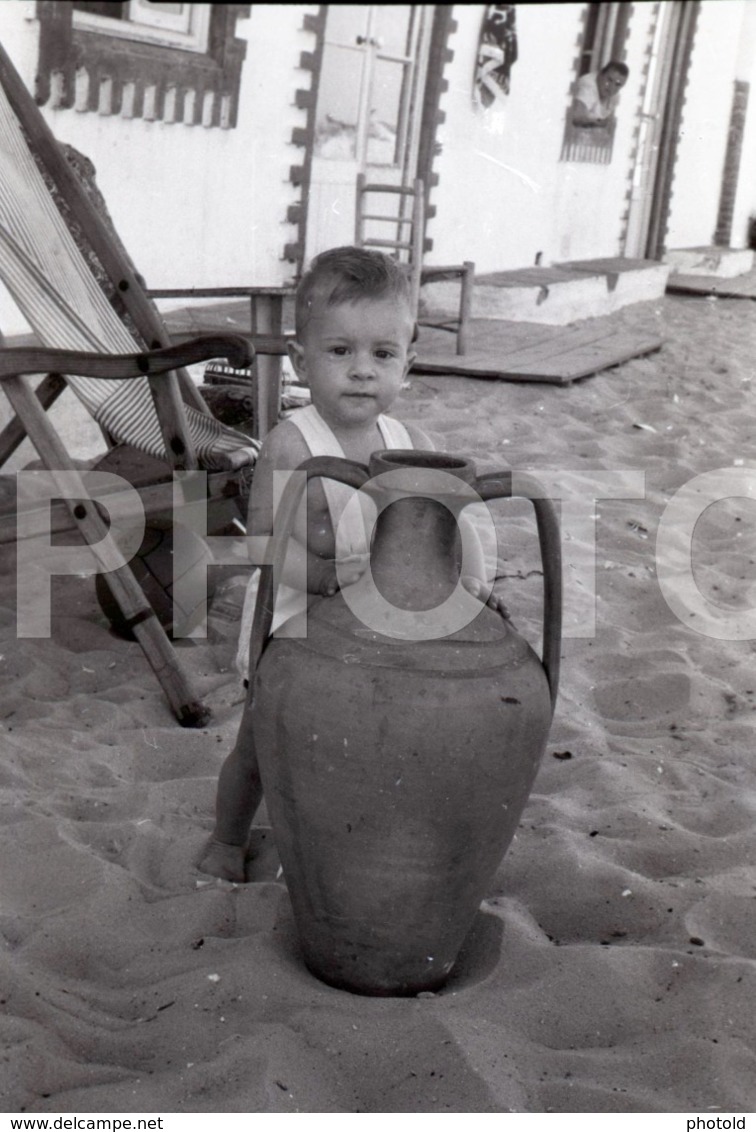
[421,257,669,327]
[664,246,754,278]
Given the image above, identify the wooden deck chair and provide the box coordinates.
[0,42,263,726]
[355,174,475,355]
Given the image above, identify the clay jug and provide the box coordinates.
[249,450,561,996]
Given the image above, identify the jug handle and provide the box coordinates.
[249,460,562,715]
[247,456,370,679]
[475,470,562,712]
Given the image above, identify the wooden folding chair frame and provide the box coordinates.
[0,43,262,726]
[146,284,295,440]
[0,336,254,727]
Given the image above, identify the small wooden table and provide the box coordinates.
[148,285,295,438]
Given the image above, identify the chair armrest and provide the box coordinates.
[147,286,295,298]
[167,330,292,355]
[0,334,255,382]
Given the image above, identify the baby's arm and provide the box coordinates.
[246,422,336,596]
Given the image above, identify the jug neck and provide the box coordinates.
[369,494,464,612]
[364,450,478,612]
[362,448,475,611]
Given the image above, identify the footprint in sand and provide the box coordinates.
[594,669,690,722]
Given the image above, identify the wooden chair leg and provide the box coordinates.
[457,262,475,356]
[250,293,285,439]
[4,373,211,727]
[0,371,66,468]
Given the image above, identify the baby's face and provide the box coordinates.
[289,296,415,430]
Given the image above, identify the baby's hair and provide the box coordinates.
[295,245,414,336]
[600,59,629,79]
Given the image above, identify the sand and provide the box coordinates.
[1,292,755,1114]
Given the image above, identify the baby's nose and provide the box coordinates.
[349,352,376,378]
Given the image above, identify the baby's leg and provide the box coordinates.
[198,697,263,882]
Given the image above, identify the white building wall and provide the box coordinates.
[2,0,756,320]
[426,3,657,272]
[0,3,317,336]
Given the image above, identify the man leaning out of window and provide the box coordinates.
[571,60,629,128]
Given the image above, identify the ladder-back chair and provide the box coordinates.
[355,174,474,355]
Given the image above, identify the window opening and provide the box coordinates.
[37,2,248,128]
[72,1,210,53]
[561,1,632,164]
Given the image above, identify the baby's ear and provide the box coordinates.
[403,322,418,375]
[286,338,307,380]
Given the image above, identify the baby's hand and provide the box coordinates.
[461,575,511,621]
[309,554,369,597]
[336,553,369,589]
[308,557,339,597]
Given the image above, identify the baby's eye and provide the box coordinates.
[330,346,349,356]
[375,349,395,360]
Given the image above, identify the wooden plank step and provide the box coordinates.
[475,257,660,289]
[470,323,628,367]
[412,355,572,385]
[412,328,662,385]
[559,256,659,274]
[475,266,579,287]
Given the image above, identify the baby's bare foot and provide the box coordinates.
[197,838,247,883]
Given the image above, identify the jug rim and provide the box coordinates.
[368,449,476,480]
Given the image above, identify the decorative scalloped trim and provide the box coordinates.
[415,11,457,254]
[284,6,326,270]
[618,3,660,254]
[35,2,250,129]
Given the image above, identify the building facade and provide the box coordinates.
[1,1,756,328]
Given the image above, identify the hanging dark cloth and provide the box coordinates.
[475,4,518,108]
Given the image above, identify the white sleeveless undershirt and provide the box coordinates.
[235,405,414,679]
